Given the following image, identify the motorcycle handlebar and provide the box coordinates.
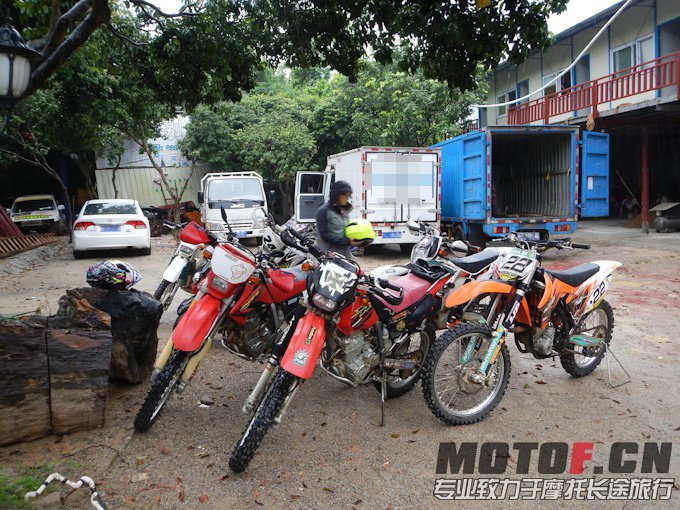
[369,277,404,306]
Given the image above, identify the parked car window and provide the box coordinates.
[83,202,137,215]
[12,199,55,213]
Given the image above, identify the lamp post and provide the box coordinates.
[0,23,41,134]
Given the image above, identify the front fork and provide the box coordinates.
[472,288,527,381]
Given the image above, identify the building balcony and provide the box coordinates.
[508,51,680,125]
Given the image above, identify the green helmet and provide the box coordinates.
[345,218,376,247]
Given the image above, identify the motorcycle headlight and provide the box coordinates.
[210,275,230,293]
[411,237,435,263]
[312,293,337,312]
[179,244,195,257]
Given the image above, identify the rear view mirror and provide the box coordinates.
[57,204,65,211]
[407,219,420,232]
[198,192,204,204]
[268,189,277,205]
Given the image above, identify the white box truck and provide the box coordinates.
[295,147,441,251]
[198,172,269,241]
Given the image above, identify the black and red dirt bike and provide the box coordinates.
[228,229,457,472]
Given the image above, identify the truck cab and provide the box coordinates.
[198,172,268,241]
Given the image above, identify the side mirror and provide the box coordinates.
[252,207,268,228]
[450,240,468,257]
[198,192,204,204]
[268,189,277,205]
[407,219,420,233]
[57,204,65,211]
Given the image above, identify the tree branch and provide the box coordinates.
[40,0,93,57]
[129,0,203,18]
[26,0,111,96]
[107,22,149,47]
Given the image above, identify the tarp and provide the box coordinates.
[0,207,22,237]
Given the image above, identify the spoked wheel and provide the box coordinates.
[134,351,188,432]
[373,327,434,399]
[422,323,510,425]
[229,369,296,473]
[154,279,180,311]
[561,300,613,377]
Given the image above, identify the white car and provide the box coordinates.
[72,199,151,259]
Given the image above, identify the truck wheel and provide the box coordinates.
[452,225,466,241]
[400,243,415,255]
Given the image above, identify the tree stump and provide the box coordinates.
[57,288,163,384]
[0,318,51,446]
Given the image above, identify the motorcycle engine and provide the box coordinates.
[226,305,278,359]
[331,330,380,383]
[534,325,555,355]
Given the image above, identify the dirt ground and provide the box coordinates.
[1,220,679,509]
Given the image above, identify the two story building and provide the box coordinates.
[480,0,680,228]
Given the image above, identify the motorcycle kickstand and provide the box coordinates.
[380,372,387,427]
[605,343,631,388]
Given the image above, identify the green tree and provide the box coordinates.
[4,0,567,108]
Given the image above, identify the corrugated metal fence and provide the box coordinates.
[95,166,209,207]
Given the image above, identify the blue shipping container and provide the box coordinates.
[432,125,609,241]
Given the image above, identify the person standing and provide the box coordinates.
[315,181,362,257]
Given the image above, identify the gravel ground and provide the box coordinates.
[1,221,679,509]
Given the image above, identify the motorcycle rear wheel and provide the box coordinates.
[229,369,294,473]
[133,351,188,432]
[560,300,613,377]
[373,327,434,399]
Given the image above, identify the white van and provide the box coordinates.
[10,194,65,233]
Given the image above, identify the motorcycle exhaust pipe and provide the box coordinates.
[242,357,279,413]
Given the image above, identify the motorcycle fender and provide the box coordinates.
[280,312,326,380]
[445,280,531,325]
[162,256,189,283]
[445,280,515,308]
[172,294,222,351]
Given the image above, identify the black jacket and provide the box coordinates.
[315,181,353,255]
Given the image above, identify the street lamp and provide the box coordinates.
[0,23,41,134]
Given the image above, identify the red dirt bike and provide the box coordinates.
[134,219,313,432]
[228,229,465,472]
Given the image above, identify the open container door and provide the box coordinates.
[295,172,326,223]
[580,132,610,217]
[461,132,488,221]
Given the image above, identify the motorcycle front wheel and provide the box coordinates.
[229,369,295,473]
[422,323,510,425]
[134,350,188,432]
[153,279,180,311]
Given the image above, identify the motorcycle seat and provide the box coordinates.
[449,251,499,274]
[546,263,600,288]
[270,265,308,293]
[375,273,432,313]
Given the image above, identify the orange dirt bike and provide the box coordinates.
[421,234,621,425]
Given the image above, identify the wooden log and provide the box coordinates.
[0,318,51,446]
[47,328,112,434]
[57,288,163,384]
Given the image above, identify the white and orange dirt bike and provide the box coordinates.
[134,210,315,432]
[420,233,622,425]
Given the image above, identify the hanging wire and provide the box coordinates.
[474,0,634,109]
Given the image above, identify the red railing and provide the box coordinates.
[508,51,680,125]
[462,119,479,133]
